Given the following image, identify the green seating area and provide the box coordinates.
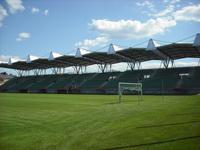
[0,77,18,90]
[1,66,200,94]
[179,77,200,89]
[71,73,92,88]
[103,67,200,94]
[81,72,119,91]
[47,74,73,90]
[27,75,57,91]
[11,76,35,90]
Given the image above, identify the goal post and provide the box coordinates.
[118,82,143,103]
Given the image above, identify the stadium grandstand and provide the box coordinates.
[0,33,200,94]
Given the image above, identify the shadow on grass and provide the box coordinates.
[104,99,140,105]
[136,120,200,129]
[173,112,200,116]
[103,135,200,150]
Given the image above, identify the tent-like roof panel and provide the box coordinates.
[0,41,199,71]
[158,43,200,59]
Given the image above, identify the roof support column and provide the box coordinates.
[33,69,46,76]
[26,70,30,76]
[127,62,135,71]
[98,63,113,73]
[61,67,65,74]
[127,61,141,70]
[52,67,63,74]
[108,64,112,72]
[73,66,82,74]
[80,66,87,74]
[33,69,38,76]
[135,61,141,70]
[38,69,43,75]
[16,70,31,77]
[16,70,22,77]
[98,63,107,73]
[42,69,46,75]
[162,59,174,69]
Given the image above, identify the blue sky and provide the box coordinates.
[0,0,200,73]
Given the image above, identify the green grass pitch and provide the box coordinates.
[0,93,200,150]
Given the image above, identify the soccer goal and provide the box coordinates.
[118,82,143,103]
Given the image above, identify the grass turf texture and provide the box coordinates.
[0,93,200,150]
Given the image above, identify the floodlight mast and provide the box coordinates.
[118,82,143,103]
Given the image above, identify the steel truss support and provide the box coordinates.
[16,70,31,77]
[98,64,107,73]
[33,69,47,76]
[136,62,141,70]
[127,61,141,71]
[162,59,174,68]
[114,53,141,71]
[51,67,65,74]
[98,63,112,73]
[73,66,87,74]
[127,62,135,71]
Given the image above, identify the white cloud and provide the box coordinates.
[170,0,181,4]
[31,8,49,16]
[150,0,182,17]
[6,0,25,14]
[173,4,200,22]
[0,5,8,27]
[88,3,200,41]
[44,9,48,16]
[75,36,109,49]
[0,55,10,63]
[136,0,152,7]
[136,0,155,11]
[90,18,176,39]
[31,7,40,14]
[0,55,20,63]
[76,1,200,50]
[152,5,174,17]
[16,32,30,42]
[163,0,181,4]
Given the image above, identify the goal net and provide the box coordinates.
[118,82,143,103]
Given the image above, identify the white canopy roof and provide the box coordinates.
[107,44,123,54]
[193,33,200,47]
[26,54,39,63]
[146,39,161,51]
[8,57,21,65]
[48,51,63,60]
[75,48,91,58]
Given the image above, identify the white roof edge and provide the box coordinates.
[193,33,200,47]
[8,57,21,65]
[48,51,63,60]
[26,54,39,63]
[0,61,8,64]
[107,43,123,54]
[75,48,91,58]
[66,50,76,56]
